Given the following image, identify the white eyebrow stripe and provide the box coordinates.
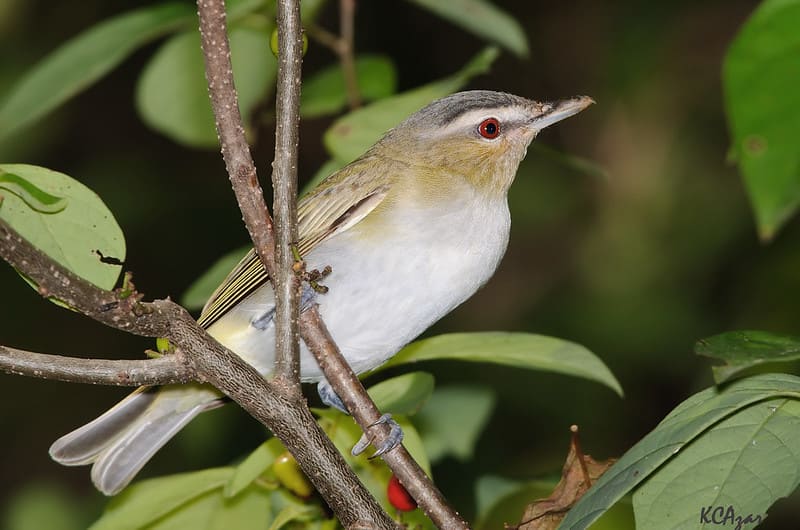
[437,106,529,136]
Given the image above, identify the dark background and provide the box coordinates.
[3,0,798,528]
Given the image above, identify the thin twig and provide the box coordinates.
[196,1,396,528]
[0,345,193,386]
[198,0,468,526]
[305,0,362,110]
[270,0,303,388]
[339,0,362,109]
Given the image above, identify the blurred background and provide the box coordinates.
[2,0,798,528]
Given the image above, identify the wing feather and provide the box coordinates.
[197,160,389,329]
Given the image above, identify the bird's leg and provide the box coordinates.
[317,378,348,413]
[291,245,332,294]
[316,379,404,457]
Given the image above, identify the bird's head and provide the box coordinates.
[375,90,593,197]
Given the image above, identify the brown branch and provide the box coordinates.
[0,345,193,386]
[306,0,362,110]
[196,0,468,527]
[339,0,362,109]
[0,218,393,529]
[197,0,276,277]
[300,310,470,529]
[197,1,396,528]
[270,0,303,387]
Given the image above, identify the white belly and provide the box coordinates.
[207,194,511,381]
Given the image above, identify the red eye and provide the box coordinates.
[478,118,501,139]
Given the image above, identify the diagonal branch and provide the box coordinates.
[0,217,394,529]
[197,0,277,277]
[196,0,469,528]
[197,1,396,528]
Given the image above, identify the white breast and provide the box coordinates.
[208,190,511,381]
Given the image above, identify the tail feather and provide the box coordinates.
[50,384,222,496]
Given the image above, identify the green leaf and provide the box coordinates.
[324,47,500,164]
[0,164,125,290]
[0,3,195,142]
[208,486,273,530]
[90,467,232,530]
[632,397,800,529]
[696,330,800,383]
[137,25,277,148]
[367,372,435,415]
[146,492,222,530]
[381,331,623,397]
[414,385,495,463]
[0,170,67,213]
[224,437,285,498]
[267,501,319,530]
[723,0,800,240]
[405,0,528,57]
[182,246,250,311]
[396,417,432,477]
[301,55,397,118]
[144,486,273,530]
[561,373,800,530]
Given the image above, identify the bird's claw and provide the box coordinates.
[351,413,404,458]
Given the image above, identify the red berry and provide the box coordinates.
[387,475,417,512]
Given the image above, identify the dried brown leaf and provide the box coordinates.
[511,426,616,530]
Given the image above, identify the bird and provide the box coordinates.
[48,90,593,495]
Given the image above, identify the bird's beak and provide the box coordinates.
[529,95,595,131]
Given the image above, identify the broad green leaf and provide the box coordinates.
[90,467,232,530]
[0,170,67,213]
[143,486,273,530]
[301,55,397,118]
[382,331,623,397]
[405,0,528,57]
[182,246,250,311]
[137,26,277,148]
[146,491,222,530]
[560,373,800,530]
[723,0,800,240]
[0,164,125,290]
[208,486,273,530]
[414,385,495,463]
[267,503,318,530]
[224,437,285,498]
[324,47,500,164]
[696,330,800,383]
[367,372,435,415]
[396,418,432,477]
[633,397,800,529]
[0,3,195,142]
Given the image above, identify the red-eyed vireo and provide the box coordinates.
[49,90,593,495]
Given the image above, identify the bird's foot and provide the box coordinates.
[317,381,403,457]
[352,413,404,458]
[317,379,348,413]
